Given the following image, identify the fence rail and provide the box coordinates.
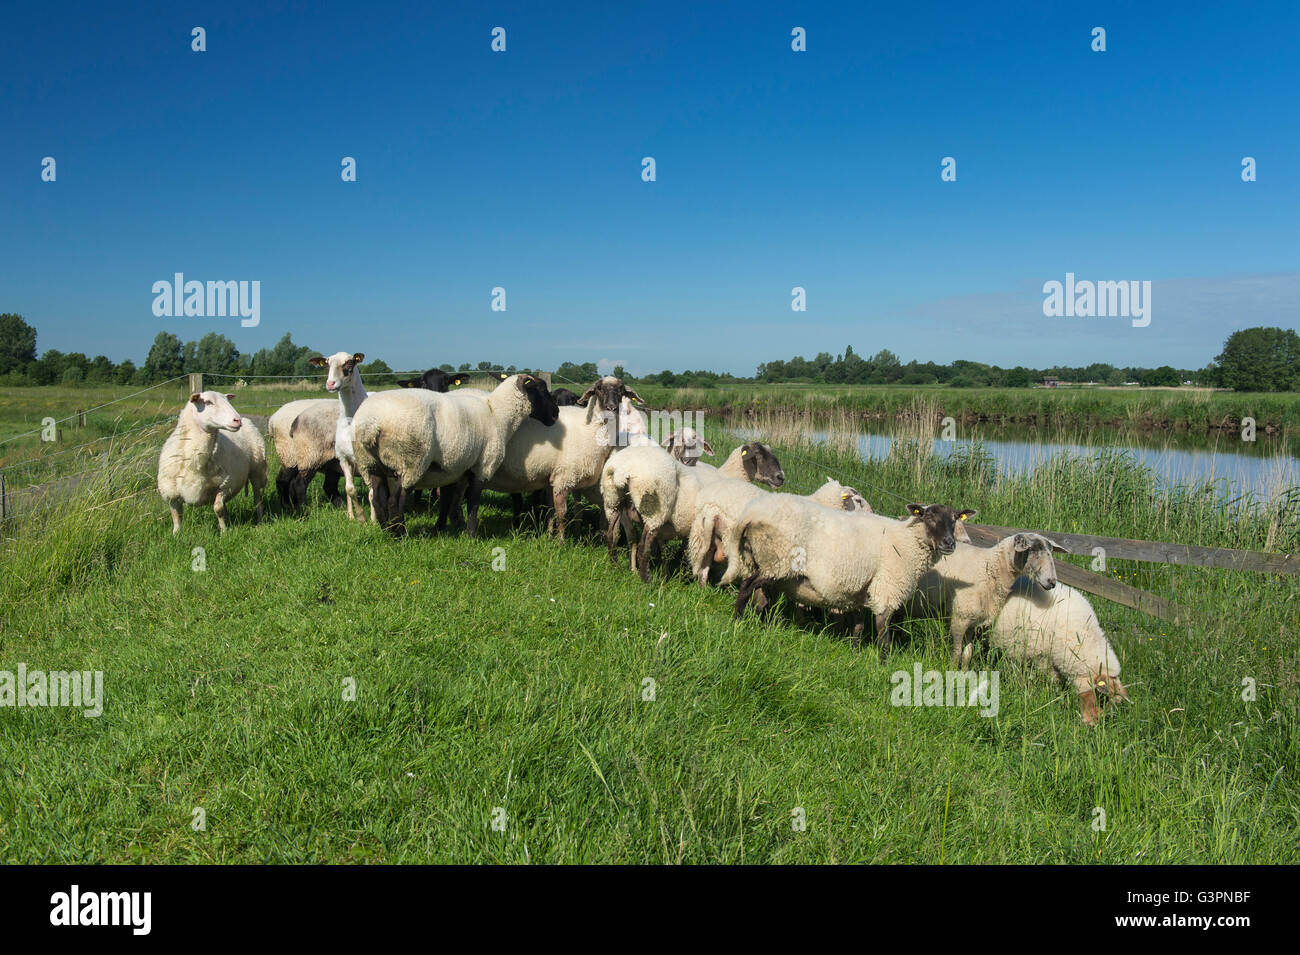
[969,522,1299,576]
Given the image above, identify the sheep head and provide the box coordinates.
[1012,533,1063,590]
[513,374,559,426]
[309,352,365,394]
[187,391,244,433]
[739,442,785,488]
[662,428,714,464]
[905,503,977,555]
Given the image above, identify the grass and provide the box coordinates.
[0,404,1296,863]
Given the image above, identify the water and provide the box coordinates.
[740,427,1300,501]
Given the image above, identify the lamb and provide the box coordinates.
[720,498,976,659]
[486,376,645,541]
[689,477,870,587]
[906,533,1065,665]
[989,579,1129,725]
[351,373,558,536]
[307,351,370,521]
[157,391,267,534]
[600,441,785,581]
[267,398,342,508]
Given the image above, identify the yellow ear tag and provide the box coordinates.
[741,450,747,455]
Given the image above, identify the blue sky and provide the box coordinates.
[3,1,1297,376]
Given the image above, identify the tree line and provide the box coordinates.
[1,315,1297,393]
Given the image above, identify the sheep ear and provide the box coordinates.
[577,386,599,406]
[226,394,236,400]
[906,503,925,517]
[1049,539,1069,554]
[189,393,203,404]
[353,353,365,363]
[957,508,977,521]
[396,378,414,388]
[308,356,327,367]
[1013,533,1032,551]
[622,386,645,404]
[660,432,677,449]
[702,440,714,455]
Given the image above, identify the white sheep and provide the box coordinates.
[719,497,976,658]
[989,579,1129,725]
[350,373,558,536]
[600,441,785,581]
[307,351,370,521]
[907,533,1065,665]
[486,377,644,541]
[157,391,267,534]
[687,477,869,587]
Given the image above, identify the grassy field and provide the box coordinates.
[1,385,1296,863]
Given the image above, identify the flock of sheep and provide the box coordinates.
[156,353,1130,725]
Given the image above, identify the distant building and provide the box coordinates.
[1042,376,1060,389]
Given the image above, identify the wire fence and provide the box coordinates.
[0,367,880,525]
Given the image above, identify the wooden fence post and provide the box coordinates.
[188,373,203,395]
[77,409,86,428]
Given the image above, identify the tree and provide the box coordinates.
[143,332,185,382]
[0,313,37,374]
[1216,327,1300,392]
[194,333,240,376]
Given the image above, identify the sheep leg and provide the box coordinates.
[213,492,230,534]
[512,493,525,527]
[551,487,569,543]
[169,501,183,535]
[369,473,390,526]
[387,485,409,537]
[341,460,360,521]
[875,609,895,662]
[322,463,344,508]
[605,506,622,562]
[950,621,975,668]
[275,467,297,508]
[464,476,485,537]
[636,525,659,582]
[734,574,771,618]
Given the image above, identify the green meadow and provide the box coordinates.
[0,382,1296,862]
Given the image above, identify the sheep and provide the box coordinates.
[688,477,869,587]
[486,376,645,541]
[351,373,558,536]
[600,441,785,581]
[396,368,472,391]
[267,398,342,509]
[551,387,580,406]
[307,351,370,521]
[720,498,976,659]
[905,534,1065,666]
[989,579,1129,725]
[157,391,267,534]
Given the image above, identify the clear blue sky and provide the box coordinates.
[3,1,1297,376]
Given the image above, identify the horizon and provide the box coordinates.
[4,1,1297,376]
